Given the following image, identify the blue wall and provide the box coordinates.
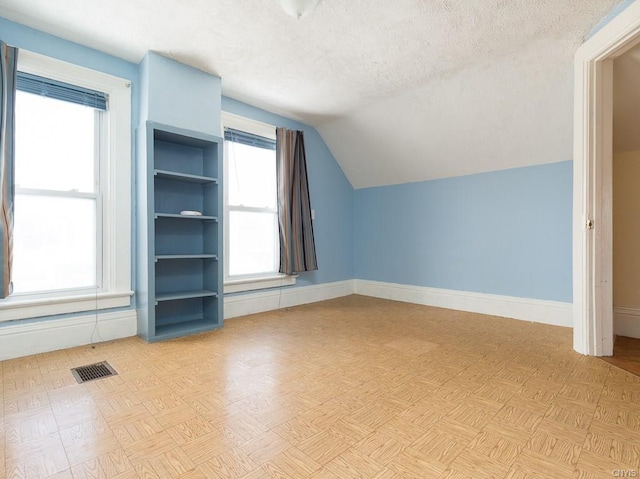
[0,16,139,321]
[140,52,221,135]
[355,161,573,302]
[1,14,573,312]
[587,0,635,39]
[1,15,354,310]
[222,98,354,286]
[0,17,139,128]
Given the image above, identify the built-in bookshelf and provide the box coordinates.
[137,122,223,341]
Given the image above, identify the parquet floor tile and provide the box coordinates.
[325,416,374,446]
[3,295,640,478]
[124,431,178,466]
[5,436,69,479]
[297,429,353,466]
[583,430,640,468]
[324,448,385,479]
[112,415,163,450]
[179,431,232,466]
[386,447,444,478]
[137,447,195,478]
[48,471,75,479]
[409,427,464,468]
[355,430,407,466]
[466,430,522,467]
[96,449,134,478]
[238,430,291,466]
[174,469,206,479]
[259,446,321,478]
[445,448,511,479]
[196,447,257,479]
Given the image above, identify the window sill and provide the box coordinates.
[0,290,134,322]
[224,274,296,294]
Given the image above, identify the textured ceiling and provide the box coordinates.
[0,0,620,188]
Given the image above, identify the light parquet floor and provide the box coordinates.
[2,295,640,479]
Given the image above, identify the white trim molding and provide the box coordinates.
[224,280,354,319]
[220,111,281,290]
[0,291,133,322]
[614,307,640,339]
[4,50,133,321]
[220,111,276,140]
[223,278,573,327]
[224,274,296,294]
[0,309,137,361]
[355,280,573,328]
[573,1,640,356]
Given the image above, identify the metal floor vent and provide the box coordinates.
[71,361,117,384]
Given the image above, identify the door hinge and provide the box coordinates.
[586,219,594,230]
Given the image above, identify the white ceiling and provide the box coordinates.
[0,0,620,188]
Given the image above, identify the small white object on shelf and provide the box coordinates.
[180,210,202,216]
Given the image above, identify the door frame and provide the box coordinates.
[573,1,640,355]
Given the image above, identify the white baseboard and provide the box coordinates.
[614,307,640,339]
[354,280,573,328]
[0,280,574,361]
[0,310,137,361]
[224,280,355,319]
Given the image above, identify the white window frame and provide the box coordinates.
[221,112,296,293]
[0,50,132,321]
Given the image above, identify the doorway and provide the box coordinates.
[573,2,640,356]
[595,44,640,374]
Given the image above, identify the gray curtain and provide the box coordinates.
[276,127,318,275]
[0,40,17,299]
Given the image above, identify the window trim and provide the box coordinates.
[0,50,132,321]
[221,111,295,293]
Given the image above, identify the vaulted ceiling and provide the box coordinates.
[0,0,621,188]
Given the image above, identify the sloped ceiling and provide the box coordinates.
[0,0,620,188]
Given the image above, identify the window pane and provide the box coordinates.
[229,211,277,276]
[227,141,276,208]
[13,195,97,293]
[15,91,96,192]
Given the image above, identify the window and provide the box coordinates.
[222,113,295,292]
[226,128,278,276]
[14,76,102,294]
[0,50,132,321]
